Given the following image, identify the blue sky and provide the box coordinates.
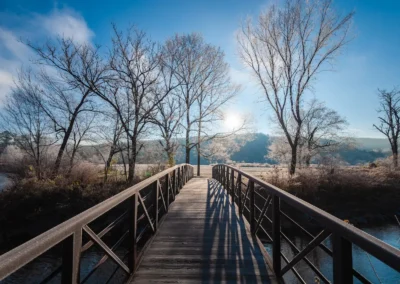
[1,0,400,138]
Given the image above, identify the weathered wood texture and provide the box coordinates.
[130,178,277,283]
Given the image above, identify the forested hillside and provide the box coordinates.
[174,133,389,165]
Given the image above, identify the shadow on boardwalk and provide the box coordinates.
[131,178,276,283]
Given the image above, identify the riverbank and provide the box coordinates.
[262,165,400,226]
[0,177,130,253]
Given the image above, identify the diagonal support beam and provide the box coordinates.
[158,181,167,212]
[281,229,331,275]
[241,180,251,215]
[138,192,155,232]
[82,225,130,274]
[254,195,272,234]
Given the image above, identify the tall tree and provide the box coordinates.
[93,110,126,182]
[237,0,353,174]
[151,38,185,166]
[1,70,55,178]
[167,33,232,164]
[65,111,97,174]
[102,25,180,183]
[373,89,400,168]
[27,38,105,177]
[301,99,347,166]
[193,58,240,175]
[39,70,97,177]
[152,93,185,166]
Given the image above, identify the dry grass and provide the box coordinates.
[259,164,400,224]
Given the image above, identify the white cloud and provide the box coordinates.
[0,28,32,60]
[0,8,94,104]
[0,70,14,103]
[230,66,255,85]
[38,8,94,44]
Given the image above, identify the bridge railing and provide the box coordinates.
[0,164,194,283]
[212,164,400,284]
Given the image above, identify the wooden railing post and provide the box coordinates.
[230,169,235,203]
[128,194,138,272]
[154,181,159,231]
[177,168,181,193]
[184,166,186,184]
[165,174,170,212]
[333,234,353,284]
[272,195,281,276]
[249,180,255,233]
[225,167,229,191]
[221,166,224,186]
[61,230,82,284]
[238,173,242,215]
[172,170,176,200]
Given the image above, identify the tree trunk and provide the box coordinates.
[104,145,116,183]
[120,151,127,181]
[197,146,201,176]
[185,100,191,164]
[197,120,201,176]
[298,146,303,168]
[52,107,83,177]
[35,134,41,179]
[393,145,398,168]
[185,146,190,164]
[305,155,311,167]
[289,144,297,175]
[128,136,137,184]
[167,151,175,167]
[67,148,78,176]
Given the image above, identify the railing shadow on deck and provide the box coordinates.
[199,179,272,282]
[212,164,400,284]
[0,164,194,284]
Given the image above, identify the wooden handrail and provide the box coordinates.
[0,164,194,283]
[212,164,400,283]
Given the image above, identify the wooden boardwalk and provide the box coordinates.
[131,178,277,283]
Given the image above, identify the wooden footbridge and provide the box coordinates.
[0,164,399,283]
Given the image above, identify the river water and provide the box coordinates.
[265,225,400,283]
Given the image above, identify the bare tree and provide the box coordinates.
[92,110,126,182]
[237,0,353,174]
[150,39,186,166]
[267,137,292,165]
[203,134,253,164]
[103,25,182,183]
[193,58,240,175]
[1,70,55,178]
[65,112,98,174]
[27,38,106,177]
[152,93,185,166]
[373,89,400,168]
[301,99,347,166]
[167,33,233,164]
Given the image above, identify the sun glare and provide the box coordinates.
[224,113,242,130]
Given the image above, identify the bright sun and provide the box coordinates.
[224,113,242,130]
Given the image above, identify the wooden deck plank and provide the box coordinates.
[130,178,277,284]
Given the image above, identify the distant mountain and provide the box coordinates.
[175,133,390,165]
[352,138,390,151]
[77,133,390,166]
